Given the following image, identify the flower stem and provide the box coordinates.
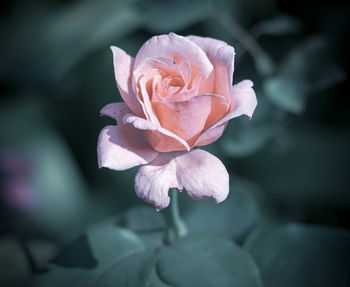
[169,189,188,238]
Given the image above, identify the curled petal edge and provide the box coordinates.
[123,113,191,152]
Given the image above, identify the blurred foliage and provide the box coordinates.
[0,0,350,286]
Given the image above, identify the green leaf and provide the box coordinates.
[253,14,301,37]
[29,240,59,270]
[244,224,350,287]
[117,206,166,232]
[139,0,212,33]
[0,236,32,287]
[93,250,157,287]
[116,206,167,248]
[155,234,263,287]
[221,124,272,157]
[264,36,345,114]
[280,36,345,91]
[0,236,58,287]
[240,123,350,212]
[263,76,305,114]
[33,221,145,287]
[219,96,276,157]
[184,187,259,242]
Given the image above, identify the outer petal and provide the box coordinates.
[229,80,257,118]
[194,80,257,146]
[187,35,235,101]
[187,35,228,60]
[111,46,143,116]
[123,113,190,152]
[193,123,228,147]
[98,103,158,170]
[97,125,158,170]
[134,33,213,80]
[176,149,229,203]
[100,102,130,121]
[135,152,183,210]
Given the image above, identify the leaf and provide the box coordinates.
[116,206,167,248]
[281,37,327,81]
[184,187,259,242]
[219,96,276,157]
[139,0,212,33]
[239,123,350,212]
[263,76,305,114]
[264,36,345,114]
[155,234,263,287]
[244,224,350,287]
[0,236,58,287]
[222,127,272,157]
[117,206,166,232]
[280,36,345,91]
[50,234,97,269]
[33,221,145,287]
[253,13,301,37]
[93,250,157,287]
[29,240,59,270]
[0,236,32,287]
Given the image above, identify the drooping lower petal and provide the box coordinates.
[98,102,158,170]
[175,149,229,203]
[97,125,158,170]
[134,152,183,210]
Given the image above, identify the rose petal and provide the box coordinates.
[193,123,228,147]
[187,35,228,59]
[134,33,213,80]
[135,149,229,210]
[176,149,229,203]
[123,113,190,152]
[138,73,161,125]
[152,94,229,147]
[135,152,183,210]
[187,35,235,101]
[133,57,181,83]
[97,125,158,170]
[161,71,203,102]
[111,46,143,116]
[194,80,257,146]
[212,45,235,99]
[100,102,131,121]
[229,80,257,117]
[98,102,158,170]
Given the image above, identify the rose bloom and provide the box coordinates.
[98,33,257,210]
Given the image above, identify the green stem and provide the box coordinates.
[169,189,188,238]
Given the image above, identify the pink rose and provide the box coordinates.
[98,33,257,210]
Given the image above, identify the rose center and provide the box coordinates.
[157,75,184,98]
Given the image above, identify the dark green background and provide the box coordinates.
[0,0,349,286]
